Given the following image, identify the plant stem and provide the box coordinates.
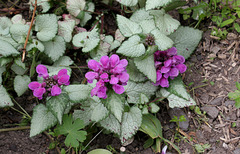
[156,138,161,153]
[11,97,31,119]
[0,126,30,132]
[10,107,28,118]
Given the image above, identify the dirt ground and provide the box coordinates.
[0,0,240,154]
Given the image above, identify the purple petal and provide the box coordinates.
[169,68,179,77]
[174,55,185,63]
[97,86,107,99]
[28,81,41,90]
[51,85,61,96]
[161,66,170,73]
[156,70,162,81]
[58,74,70,85]
[119,59,128,67]
[85,72,98,83]
[88,60,100,72]
[154,61,162,67]
[164,59,172,67]
[91,87,99,97]
[110,54,120,68]
[110,75,119,84]
[58,69,68,77]
[176,64,187,73]
[100,73,108,79]
[96,79,105,87]
[163,72,170,79]
[167,47,177,56]
[113,84,125,94]
[36,64,49,78]
[100,55,109,68]
[119,72,129,83]
[33,88,46,99]
[161,145,168,154]
[112,64,125,74]
[160,78,169,87]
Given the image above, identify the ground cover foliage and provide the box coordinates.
[3,0,240,153]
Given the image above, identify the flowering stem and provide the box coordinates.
[10,107,30,118]
[11,96,31,119]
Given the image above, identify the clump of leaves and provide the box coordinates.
[194,143,211,153]
[228,82,240,108]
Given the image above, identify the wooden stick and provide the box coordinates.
[21,0,37,62]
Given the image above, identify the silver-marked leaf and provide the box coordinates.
[146,0,173,10]
[117,15,142,37]
[139,19,156,34]
[64,84,92,103]
[151,29,173,51]
[46,93,70,124]
[14,75,31,97]
[11,63,27,75]
[35,14,58,42]
[91,102,109,122]
[117,35,145,57]
[80,2,94,26]
[126,60,146,82]
[53,56,73,67]
[42,36,66,62]
[0,17,12,35]
[169,26,202,60]
[150,10,180,35]
[130,9,153,23]
[30,104,57,137]
[73,107,92,126]
[99,114,121,135]
[0,85,13,108]
[26,39,44,52]
[120,106,142,143]
[10,24,30,43]
[14,57,25,69]
[116,0,138,6]
[11,14,26,24]
[58,19,75,42]
[72,28,100,52]
[29,0,50,13]
[0,39,19,56]
[115,29,125,43]
[0,36,19,48]
[66,0,86,17]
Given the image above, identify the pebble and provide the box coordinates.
[218,54,227,59]
[227,33,238,40]
[210,97,223,106]
[233,148,240,154]
[168,108,189,131]
[225,100,235,106]
[201,106,219,119]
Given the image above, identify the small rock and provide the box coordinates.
[211,45,221,54]
[218,54,227,59]
[225,100,235,106]
[201,106,219,119]
[202,125,212,133]
[208,53,217,58]
[168,108,189,131]
[227,33,238,40]
[233,148,240,154]
[222,143,228,150]
[210,97,223,106]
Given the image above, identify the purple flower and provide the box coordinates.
[161,145,167,154]
[154,47,187,87]
[28,65,70,100]
[85,54,129,99]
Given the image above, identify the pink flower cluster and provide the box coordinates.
[154,47,187,87]
[28,65,70,100]
[85,54,129,99]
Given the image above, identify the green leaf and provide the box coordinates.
[10,24,30,43]
[0,85,13,108]
[116,35,145,58]
[220,18,235,27]
[58,19,75,42]
[151,29,173,51]
[46,93,70,124]
[234,23,240,33]
[0,39,19,57]
[117,15,142,37]
[103,92,125,122]
[125,81,157,104]
[236,82,240,91]
[116,0,138,6]
[11,63,27,75]
[66,0,86,17]
[42,36,66,62]
[30,104,58,137]
[88,149,112,154]
[120,106,142,143]
[0,16,12,35]
[169,26,202,60]
[0,57,12,67]
[228,90,240,100]
[14,57,25,69]
[146,0,173,10]
[72,28,100,52]
[134,54,156,83]
[0,66,6,84]
[14,75,31,97]
[35,14,58,42]
[64,84,92,103]
[149,103,160,113]
[26,39,44,52]
[235,98,240,108]
[126,60,147,82]
[150,10,180,35]
[55,114,87,148]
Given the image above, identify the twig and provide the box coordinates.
[21,0,37,62]
[0,126,30,132]
[43,131,61,154]
[177,128,198,143]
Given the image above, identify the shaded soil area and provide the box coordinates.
[1,0,240,154]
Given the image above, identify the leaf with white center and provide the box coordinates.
[117,35,145,58]
[0,17,12,35]
[29,0,50,13]
[67,0,86,17]
[150,10,180,35]
[99,114,121,135]
[30,104,57,137]
[125,81,157,104]
[117,15,142,37]
[134,54,156,83]
[46,93,70,124]
[11,14,26,24]
[90,102,109,122]
[103,35,120,51]
[72,28,100,52]
[10,24,30,43]
[139,19,156,34]
[73,107,92,126]
[120,106,142,143]
[80,2,94,26]
[115,29,125,43]
[149,103,160,113]
[53,56,73,67]
[130,9,153,23]
[158,88,196,108]
[58,19,75,42]
[140,93,149,104]
[11,63,26,75]
[64,84,92,103]
[0,36,19,48]
[35,14,58,42]
[169,26,202,60]
[126,60,146,82]
[0,85,13,108]
[0,40,19,56]
[146,0,173,10]
[0,57,12,67]
[26,39,44,52]
[14,75,31,97]
[42,36,66,62]
[151,29,173,51]
[103,92,124,122]
[116,0,138,6]
[14,57,25,69]
[0,66,6,84]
